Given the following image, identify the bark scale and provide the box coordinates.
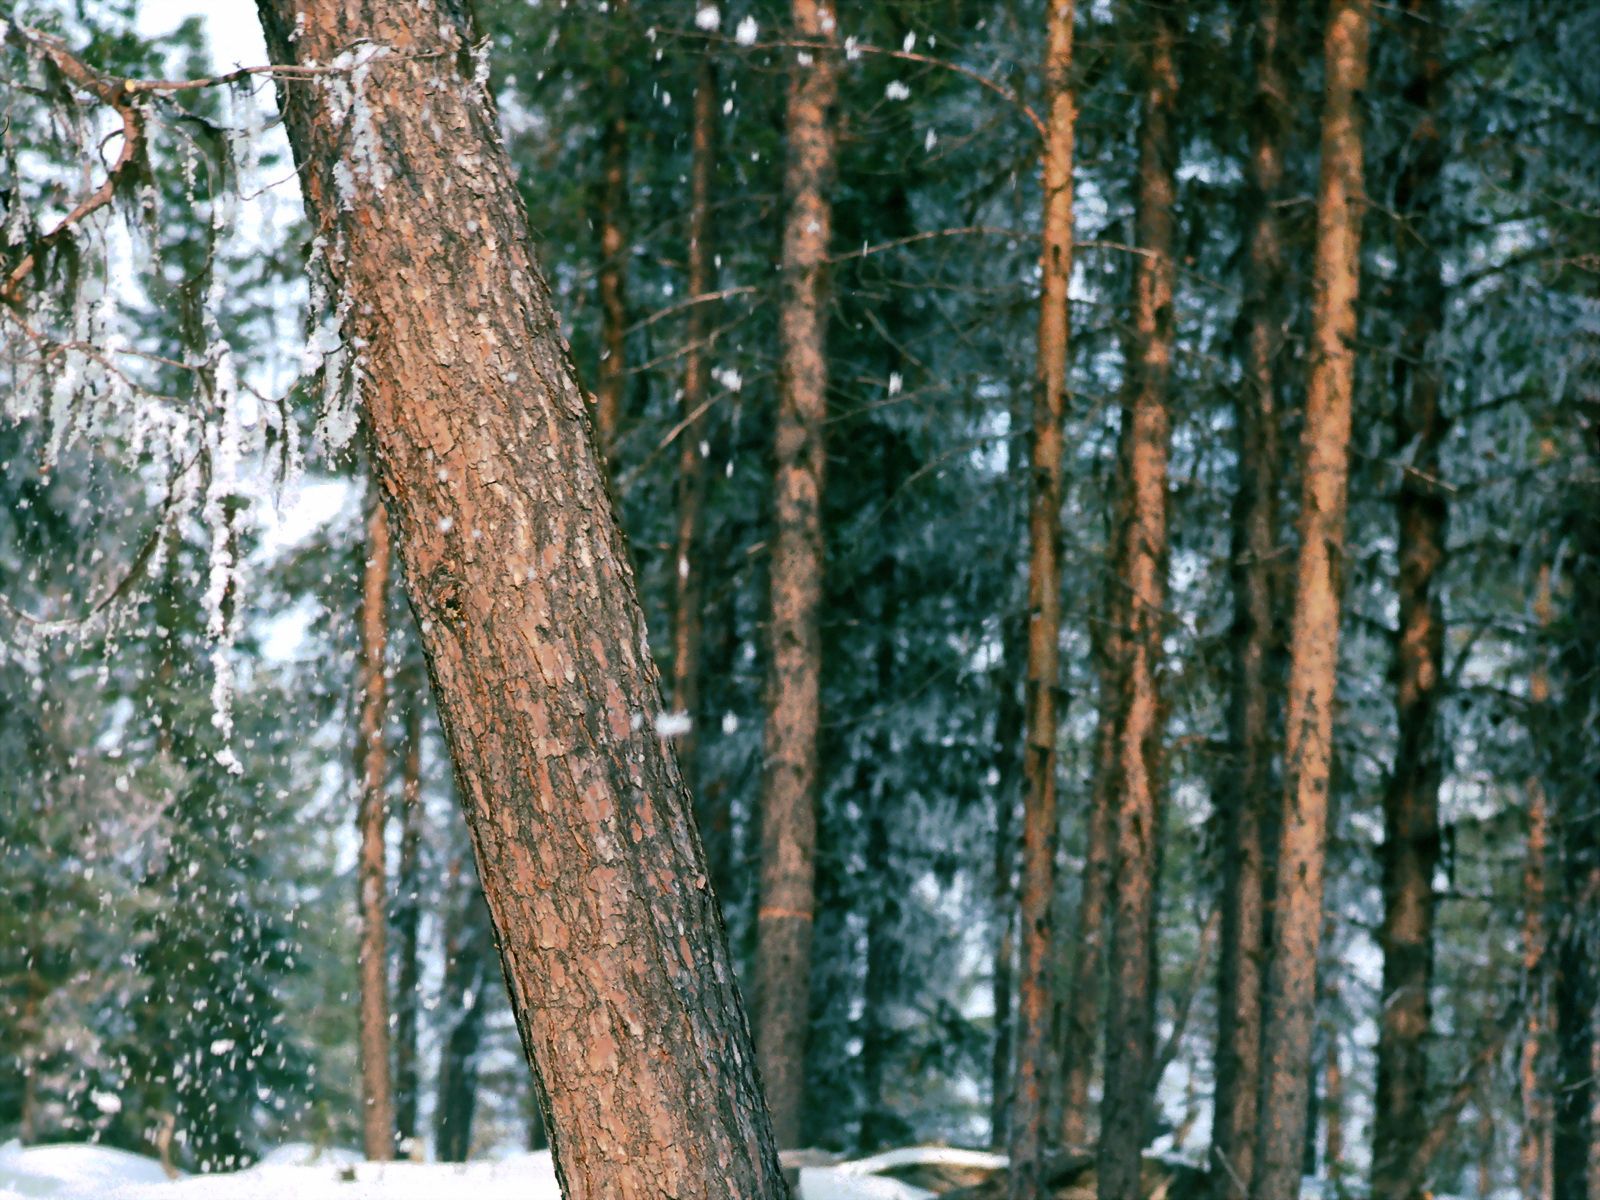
[1372,3,1447,1194]
[1212,1,1287,1193]
[1251,4,1369,1199]
[1009,1,1076,1194]
[255,3,787,1194]
[355,485,394,1161]
[756,0,838,1150]
[1098,13,1178,1200]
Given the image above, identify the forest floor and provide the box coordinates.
[0,1139,1010,1199]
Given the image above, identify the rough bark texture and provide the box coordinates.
[670,57,717,824]
[756,0,838,1150]
[1009,1,1075,1195]
[1251,4,1369,1199]
[254,4,787,1195]
[1212,1,1287,1193]
[1098,14,1177,1200]
[354,486,394,1162]
[595,52,628,455]
[1372,5,1447,1195]
[393,685,425,1148]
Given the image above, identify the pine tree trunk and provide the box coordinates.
[254,4,787,1194]
[1251,4,1369,1199]
[670,56,717,825]
[756,0,838,1151]
[434,854,493,1164]
[1009,0,1076,1193]
[393,686,425,1149]
[1212,1,1287,1193]
[1099,13,1177,1200]
[355,484,395,1162]
[1522,566,1554,1200]
[1372,5,1447,1195]
[595,54,628,455]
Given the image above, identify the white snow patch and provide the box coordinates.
[694,4,720,30]
[734,15,759,44]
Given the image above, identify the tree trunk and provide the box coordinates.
[992,673,1020,1149]
[595,52,628,455]
[1009,0,1076,1194]
[670,56,718,834]
[1323,989,1344,1183]
[1099,12,1177,1200]
[1372,5,1447,1196]
[1523,565,1554,1200]
[1213,1,1288,1193]
[756,0,838,1151]
[1554,789,1599,1200]
[393,684,425,1149]
[435,854,493,1164]
[355,483,395,1162]
[254,4,787,1194]
[1251,4,1369,1199]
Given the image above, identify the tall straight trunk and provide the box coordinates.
[1372,6,1448,1197]
[756,0,838,1150]
[1323,986,1344,1182]
[1251,4,1369,1199]
[1523,565,1554,1200]
[1098,13,1178,1200]
[595,55,628,454]
[1008,0,1075,1194]
[393,686,425,1148]
[670,57,717,822]
[435,855,494,1164]
[254,4,786,1194]
[355,483,394,1162]
[1213,1,1288,1193]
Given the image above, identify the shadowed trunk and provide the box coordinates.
[254,3,787,1194]
[1522,565,1554,1200]
[393,685,425,1149]
[1009,0,1076,1194]
[756,0,838,1150]
[595,49,628,455]
[1251,3,1369,1198]
[355,484,394,1162]
[1213,1,1288,1193]
[1099,11,1178,1200]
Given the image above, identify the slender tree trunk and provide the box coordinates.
[1523,565,1555,1200]
[1251,4,1369,1199]
[435,854,494,1164]
[1373,5,1447,1196]
[595,53,628,455]
[671,56,717,828]
[393,685,425,1149]
[756,0,838,1150]
[1099,13,1177,1200]
[355,483,395,1162]
[1323,988,1344,1183]
[254,4,787,1194]
[1213,1,1288,1193]
[1009,0,1075,1194]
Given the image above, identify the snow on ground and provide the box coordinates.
[0,1141,984,1200]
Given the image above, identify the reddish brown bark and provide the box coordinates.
[1009,0,1075,1194]
[1251,4,1369,1199]
[1372,5,1447,1195]
[1213,1,1288,1193]
[1522,566,1554,1200]
[254,3,787,1194]
[595,53,628,455]
[393,684,425,1148]
[1098,12,1177,1200]
[756,0,838,1150]
[354,484,394,1162]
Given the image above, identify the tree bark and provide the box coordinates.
[1212,1,1288,1193]
[594,51,628,455]
[355,482,395,1162]
[670,56,717,831]
[393,683,425,1149]
[1522,565,1554,1200]
[1372,5,1448,1196]
[254,4,787,1194]
[756,0,838,1151]
[1009,0,1075,1194]
[1098,12,1177,1200]
[1251,4,1369,1199]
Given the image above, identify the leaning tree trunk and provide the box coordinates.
[755,0,838,1150]
[1099,12,1178,1200]
[1009,0,1076,1195]
[1373,3,1447,1195]
[254,3,786,1195]
[354,483,394,1162]
[1212,0,1288,1194]
[1251,4,1369,1200]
